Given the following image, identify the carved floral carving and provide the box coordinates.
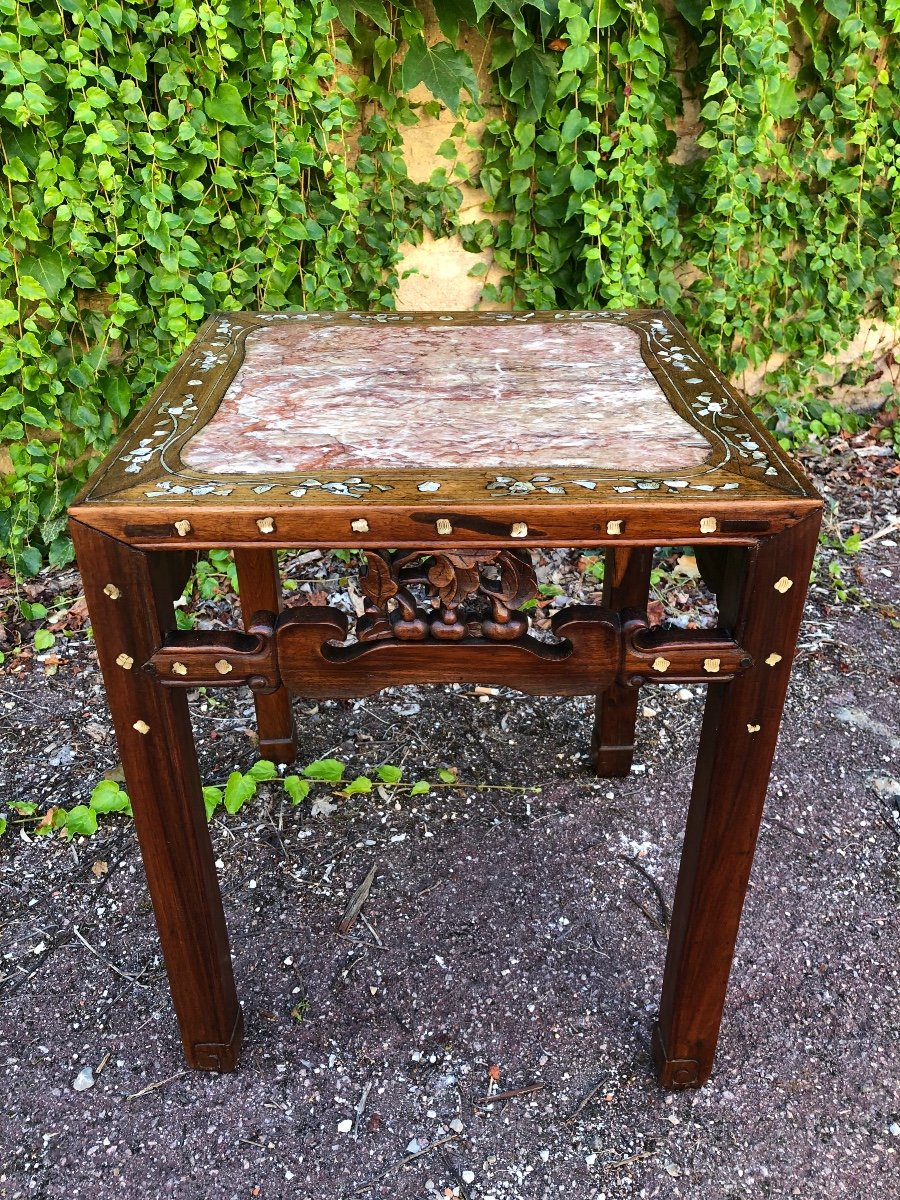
[357,549,539,643]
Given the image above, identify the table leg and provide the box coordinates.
[70,520,244,1071]
[591,546,653,776]
[653,513,820,1086]
[233,548,297,764]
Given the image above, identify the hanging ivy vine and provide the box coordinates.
[1,0,898,572]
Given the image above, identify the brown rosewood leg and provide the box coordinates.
[653,513,820,1086]
[70,520,244,1071]
[233,548,297,764]
[591,546,653,776]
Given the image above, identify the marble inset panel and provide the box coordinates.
[181,320,712,475]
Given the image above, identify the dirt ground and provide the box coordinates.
[0,441,898,1200]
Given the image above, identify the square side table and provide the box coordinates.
[69,310,822,1086]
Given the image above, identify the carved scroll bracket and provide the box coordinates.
[143,611,280,693]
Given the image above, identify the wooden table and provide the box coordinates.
[69,310,822,1086]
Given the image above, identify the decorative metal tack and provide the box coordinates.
[774,576,793,593]
[351,518,369,533]
[606,520,623,536]
[174,519,192,537]
[256,517,276,534]
[103,583,121,600]
[652,656,671,674]
[700,517,717,533]
[510,522,528,538]
[703,658,721,673]
[747,723,761,733]
[171,661,188,676]
[215,659,233,675]
[765,652,783,666]
[436,519,453,536]
[133,720,150,735]
[115,653,134,670]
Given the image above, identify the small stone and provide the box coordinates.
[337,1119,353,1133]
[642,706,657,718]
[889,1122,900,1136]
[676,688,693,700]
[539,1149,550,1163]
[449,1118,464,1134]
[407,1138,422,1154]
[462,1171,476,1185]
[73,1066,94,1092]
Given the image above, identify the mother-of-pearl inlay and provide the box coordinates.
[181,321,712,475]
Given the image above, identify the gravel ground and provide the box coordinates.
[0,442,898,1200]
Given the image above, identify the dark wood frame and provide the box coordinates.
[68,309,822,1086]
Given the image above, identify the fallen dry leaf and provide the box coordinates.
[91,861,108,877]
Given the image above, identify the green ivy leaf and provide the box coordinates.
[90,780,131,814]
[223,771,257,813]
[302,758,346,782]
[203,785,223,820]
[409,780,430,796]
[376,764,403,784]
[283,775,310,805]
[65,805,98,837]
[343,775,373,795]
[438,768,458,784]
[399,37,479,114]
[247,759,278,781]
[205,83,250,127]
[34,628,54,651]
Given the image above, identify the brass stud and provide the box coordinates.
[747,723,761,733]
[133,720,150,735]
[172,661,188,676]
[510,522,528,538]
[103,584,121,600]
[703,658,721,673]
[256,517,276,534]
[174,519,192,537]
[436,519,453,536]
[700,517,717,533]
[651,656,670,674]
[774,576,793,593]
[765,652,783,667]
[115,653,134,670]
[215,659,233,675]
[350,518,369,533]
[606,520,623,536]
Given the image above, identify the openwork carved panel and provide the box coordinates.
[356,549,540,642]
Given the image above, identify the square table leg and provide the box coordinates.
[70,520,244,1071]
[592,546,654,776]
[653,512,820,1086]
[233,548,297,764]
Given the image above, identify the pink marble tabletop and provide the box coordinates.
[181,320,711,475]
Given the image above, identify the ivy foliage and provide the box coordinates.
[1,0,898,572]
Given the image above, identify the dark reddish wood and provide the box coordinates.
[69,518,243,1071]
[271,604,750,699]
[233,549,297,763]
[653,511,821,1086]
[592,546,653,776]
[358,548,538,642]
[68,498,820,553]
[66,307,825,1088]
[276,605,621,697]
[144,611,279,692]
